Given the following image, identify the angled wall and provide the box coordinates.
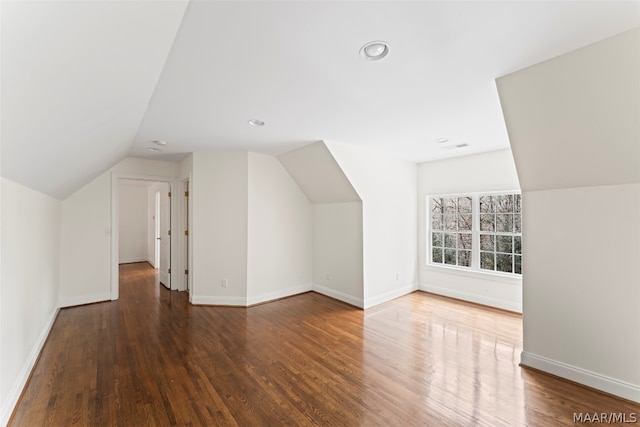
[59,173,112,306]
[324,141,418,308]
[497,28,640,402]
[278,141,361,204]
[279,142,364,307]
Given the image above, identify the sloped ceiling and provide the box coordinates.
[1,1,188,199]
[278,141,360,204]
[497,28,640,192]
[2,1,639,199]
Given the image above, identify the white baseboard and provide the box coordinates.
[521,351,640,403]
[118,257,147,264]
[364,283,418,309]
[0,306,60,427]
[247,283,312,306]
[58,293,111,308]
[418,282,522,313]
[190,295,247,306]
[311,283,364,308]
[191,284,315,307]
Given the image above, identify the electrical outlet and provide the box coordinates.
[221,278,228,287]
[396,272,401,281]
[325,273,330,281]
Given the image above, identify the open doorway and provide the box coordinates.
[117,179,171,291]
[111,174,189,300]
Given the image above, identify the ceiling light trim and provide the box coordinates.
[248,119,265,126]
[359,41,389,61]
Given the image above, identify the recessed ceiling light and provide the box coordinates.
[442,143,470,151]
[360,41,389,61]
[248,119,265,126]
[147,147,162,152]
[435,138,449,144]
[151,140,168,146]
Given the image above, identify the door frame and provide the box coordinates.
[110,173,186,300]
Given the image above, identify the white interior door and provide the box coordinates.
[184,181,189,292]
[154,191,160,268]
[159,184,171,288]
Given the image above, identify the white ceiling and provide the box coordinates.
[2,1,639,199]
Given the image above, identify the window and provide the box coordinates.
[429,192,522,275]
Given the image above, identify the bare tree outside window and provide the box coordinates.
[431,196,473,268]
[429,193,522,275]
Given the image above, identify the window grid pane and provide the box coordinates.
[429,196,474,269]
[430,193,522,275]
[478,192,522,274]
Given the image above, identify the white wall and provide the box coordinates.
[191,152,248,305]
[179,154,193,180]
[418,149,522,312]
[246,153,312,304]
[522,184,640,397]
[497,28,640,402]
[111,157,180,179]
[59,157,179,306]
[0,178,60,425]
[312,202,364,306]
[59,172,112,307]
[118,180,148,264]
[498,28,639,191]
[278,141,364,307]
[326,142,418,308]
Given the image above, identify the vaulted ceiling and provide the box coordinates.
[2,1,639,199]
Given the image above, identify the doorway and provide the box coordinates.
[112,174,190,300]
[116,179,171,294]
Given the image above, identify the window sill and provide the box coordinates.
[421,264,523,285]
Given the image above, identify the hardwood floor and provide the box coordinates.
[10,262,640,426]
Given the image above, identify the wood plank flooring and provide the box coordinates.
[10,262,640,426]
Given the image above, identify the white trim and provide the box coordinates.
[59,293,111,308]
[190,295,247,306]
[111,173,119,300]
[521,351,640,403]
[422,264,522,285]
[246,284,312,306]
[419,282,522,313]
[363,283,418,309]
[311,283,364,308]
[190,284,314,307]
[0,307,60,427]
[118,257,147,264]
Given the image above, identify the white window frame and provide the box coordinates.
[427,191,522,278]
